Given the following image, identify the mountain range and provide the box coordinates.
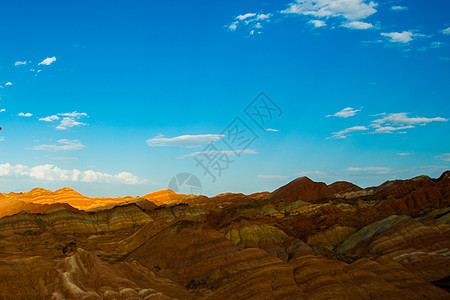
[0,172,449,299]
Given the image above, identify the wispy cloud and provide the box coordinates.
[419,41,445,51]
[441,27,450,35]
[309,20,326,28]
[265,128,280,132]
[39,115,59,122]
[341,21,373,30]
[146,134,224,147]
[390,6,408,11]
[347,167,392,174]
[295,170,329,177]
[371,112,447,133]
[38,56,56,65]
[56,117,85,130]
[330,126,369,139]
[0,109,5,113]
[329,111,447,139]
[31,139,85,151]
[14,61,27,66]
[435,153,450,162]
[236,13,256,21]
[0,163,145,184]
[281,0,377,21]
[59,112,87,118]
[327,107,361,118]
[18,112,33,117]
[226,13,272,35]
[228,21,238,31]
[39,111,88,130]
[397,153,411,156]
[5,82,12,86]
[381,31,417,43]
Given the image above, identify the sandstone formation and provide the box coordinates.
[0,171,449,299]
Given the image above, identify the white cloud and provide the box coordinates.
[419,41,446,51]
[146,134,224,147]
[236,13,256,21]
[441,27,450,35]
[327,107,361,118]
[56,117,85,130]
[282,0,378,21]
[390,6,408,11]
[397,153,411,156]
[228,12,272,34]
[5,82,12,86]
[38,56,56,65]
[440,57,450,61]
[228,21,238,31]
[0,109,5,113]
[18,112,33,117]
[430,41,445,48]
[371,113,447,133]
[257,174,287,180]
[381,31,415,43]
[373,125,414,134]
[183,149,258,158]
[39,115,60,122]
[14,61,27,66]
[257,13,272,20]
[39,111,87,130]
[309,20,327,28]
[341,21,373,29]
[0,163,145,184]
[295,170,328,177]
[265,128,280,132]
[435,153,450,162]
[331,126,369,139]
[31,139,85,151]
[59,112,87,117]
[347,167,392,174]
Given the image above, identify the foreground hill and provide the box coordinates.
[0,172,449,299]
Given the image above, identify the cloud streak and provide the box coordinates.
[435,153,450,162]
[38,56,56,65]
[328,107,361,118]
[146,134,224,148]
[347,167,392,174]
[371,113,447,133]
[331,126,369,139]
[31,139,85,151]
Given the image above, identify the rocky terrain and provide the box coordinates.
[0,172,449,299]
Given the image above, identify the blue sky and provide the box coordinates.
[0,0,449,197]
